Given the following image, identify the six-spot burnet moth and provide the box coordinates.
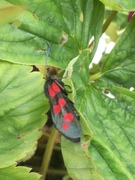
[44,43,81,142]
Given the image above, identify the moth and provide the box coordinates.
[44,75,81,142]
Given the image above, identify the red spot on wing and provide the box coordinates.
[53,98,66,114]
[62,122,69,130]
[63,113,74,122]
[48,82,61,97]
[58,98,66,107]
[48,86,56,97]
[53,105,61,114]
[52,82,60,92]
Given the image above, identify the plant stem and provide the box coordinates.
[88,10,117,49]
[40,126,59,179]
[102,10,118,33]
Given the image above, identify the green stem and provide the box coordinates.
[40,126,59,179]
[102,10,118,33]
[88,10,117,49]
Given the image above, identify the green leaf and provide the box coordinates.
[0,61,48,168]
[89,17,135,179]
[101,16,135,88]
[100,0,135,11]
[61,139,103,180]
[0,165,40,180]
[85,87,135,180]
[0,0,104,68]
[102,16,135,71]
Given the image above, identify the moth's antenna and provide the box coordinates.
[45,41,50,77]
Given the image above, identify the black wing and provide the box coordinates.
[44,76,81,142]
